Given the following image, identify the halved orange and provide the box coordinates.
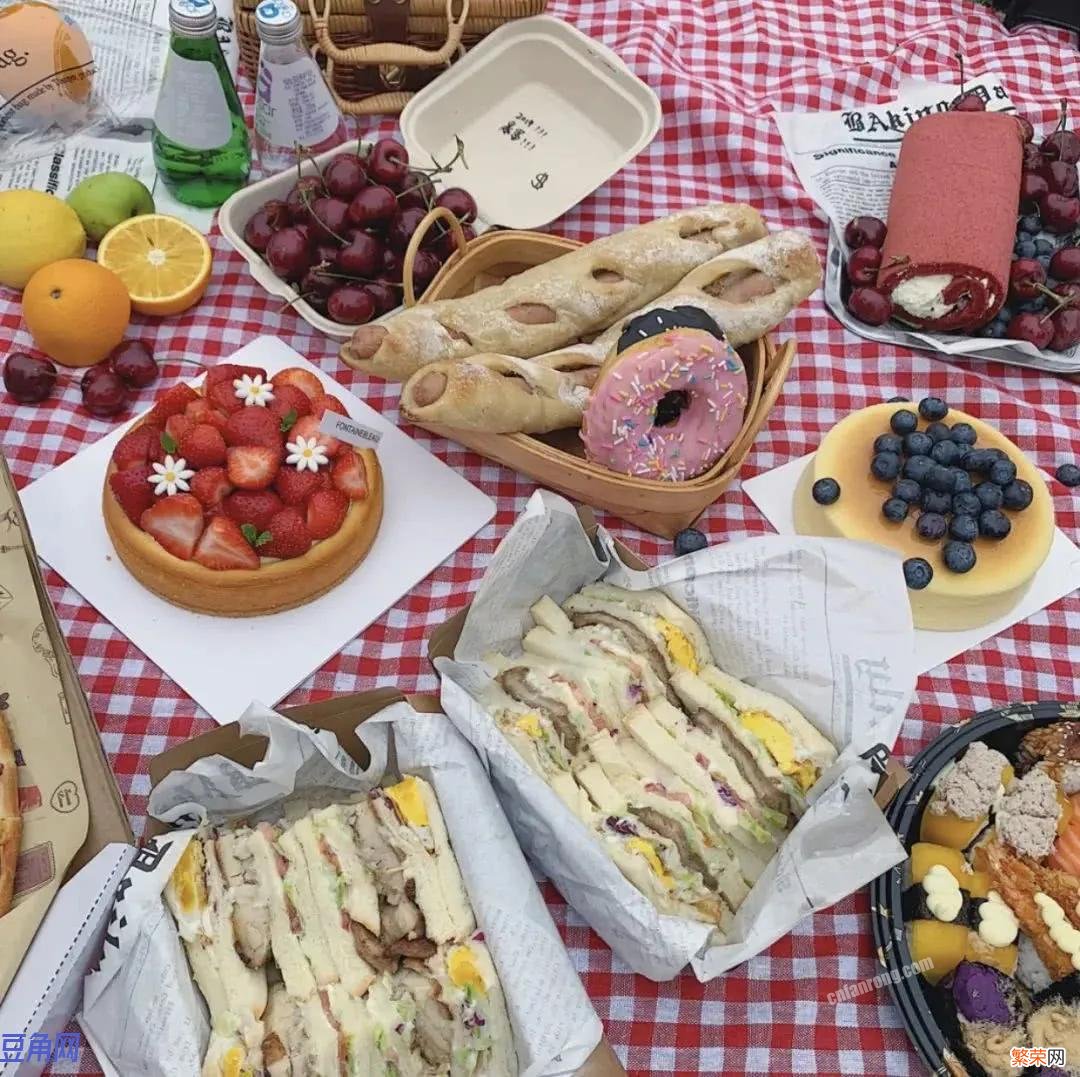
[97,214,212,317]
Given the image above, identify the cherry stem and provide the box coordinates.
[295,146,328,190]
[955,52,966,96]
[316,271,404,288]
[1057,99,1069,134]
[416,135,469,177]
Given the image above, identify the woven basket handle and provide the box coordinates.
[310,0,469,115]
[402,206,469,306]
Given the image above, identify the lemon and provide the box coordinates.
[97,214,212,316]
[0,190,87,290]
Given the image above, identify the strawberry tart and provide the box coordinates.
[102,364,383,616]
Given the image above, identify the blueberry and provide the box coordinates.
[931,439,962,466]
[1017,297,1046,313]
[1019,214,1042,235]
[916,512,948,540]
[927,465,954,493]
[903,557,934,591]
[1015,238,1037,258]
[988,458,1017,486]
[978,509,1012,540]
[886,395,911,403]
[949,422,977,446]
[673,528,709,556]
[812,477,841,505]
[918,397,949,421]
[983,322,1008,338]
[952,491,982,517]
[903,431,934,457]
[1038,254,1052,272]
[926,421,952,443]
[975,481,1004,509]
[965,449,996,475]
[890,409,919,435]
[893,478,923,503]
[943,540,977,574]
[871,451,902,481]
[1056,462,1080,487]
[874,433,903,455]
[949,514,979,542]
[921,489,952,514]
[904,455,934,483]
[882,497,909,522]
[949,468,972,493]
[1035,237,1055,255]
[1002,479,1034,510]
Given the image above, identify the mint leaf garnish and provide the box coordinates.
[241,524,271,548]
[279,409,298,433]
[161,431,178,454]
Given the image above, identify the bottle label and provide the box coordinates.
[255,57,341,151]
[154,53,232,150]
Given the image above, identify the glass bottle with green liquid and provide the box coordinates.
[153,0,251,208]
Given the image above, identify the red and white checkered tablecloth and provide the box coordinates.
[3,0,1079,1073]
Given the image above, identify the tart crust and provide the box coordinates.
[103,414,383,616]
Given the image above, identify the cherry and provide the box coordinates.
[299,264,336,300]
[323,154,368,201]
[1038,192,1080,234]
[846,286,892,325]
[266,226,313,282]
[398,171,435,210]
[1040,159,1079,198]
[1042,129,1080,165]
[381,246,404,279]
[365,280,399,315]
[951,92,985,112]
[1050,307,1080,350]
[337,232,382,277]
[434,187,478,224]
[313,242,340,267]
[81,363,115,391]
[347,185,398,227]
[1009,258,1047,300]
[1006,311,1053,349]
[1015,116,1035,143]
[1022,143,1045,172]
[292,223,312,248]
[1049,246,1080,281]
[848,245,882,286]
[386,206,428,253]
[1019,171,1049,211]
[81,369,129,417]
[843,216,887,250]
[4,352,56,403]
[368,139,410,189]
[432,222,475,261]
[286,176,325,224]
[410,249,442,296]
[308,197,350,243]
[243,201,289,253]
[110,340,158,388]
[1053,281,1080,305]
[327,284,377,325]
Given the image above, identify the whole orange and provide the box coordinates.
[22,259,131,367]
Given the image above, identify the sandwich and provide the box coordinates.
[673,665,838,818]
[261,984,348,1077]
[364,971,429,1076]
[164,833,268,1077]
[215,827,272,969]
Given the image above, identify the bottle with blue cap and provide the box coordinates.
[152,0,251,207]
[253,0,346,174]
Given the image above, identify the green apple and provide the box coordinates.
[67,173,155,243]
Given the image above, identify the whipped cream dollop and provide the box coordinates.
[923,863,963,922]
[978,889,1019,948]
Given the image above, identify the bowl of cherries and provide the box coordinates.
[218,136,479,339]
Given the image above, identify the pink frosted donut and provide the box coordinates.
[580,328,748,481]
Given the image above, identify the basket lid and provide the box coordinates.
[399,15,661,231]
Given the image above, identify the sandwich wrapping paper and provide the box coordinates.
[80,702,602,1077]
[437,491,914,981]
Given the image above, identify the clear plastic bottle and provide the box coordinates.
[253,0,348,175]
[152,0,251,208]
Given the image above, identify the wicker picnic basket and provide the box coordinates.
[399,208,796,538]
[235,0,548,115]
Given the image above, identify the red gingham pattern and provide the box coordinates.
[2,1,1078,1073]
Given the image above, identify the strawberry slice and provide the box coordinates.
[165,413,195,445]
[204,362,267,388]
[306,488,349,539]
[189,466,233,510]
[289,414,340,457]
[193,516,260,570]
[139,494,204,560]
[113,424,163,471]
[180,423,227,468]
[185,399,230,433]
[109,465,156,522]
[207,379,246,414]
[274,467,330,507]
[267,384,312,421]
[331,452,369,500]
[223,489,282,532]
[272,366,323,401]
[147,383,199,425]
[309,393,348,421]
[224,407,284,450]
[227,445,280,491]
[262,506,312,559]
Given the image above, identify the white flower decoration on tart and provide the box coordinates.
[285,435,329,473]
[234,373,275,407]
[148,455,195,496]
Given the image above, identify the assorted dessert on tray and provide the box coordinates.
[794,395,1055,630]
[103,363,382,616]
[164,776,516,1077]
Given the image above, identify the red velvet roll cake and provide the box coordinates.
[879,111,1023,332]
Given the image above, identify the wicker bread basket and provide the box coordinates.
[399,209,796,538]
[235,0,548,115]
